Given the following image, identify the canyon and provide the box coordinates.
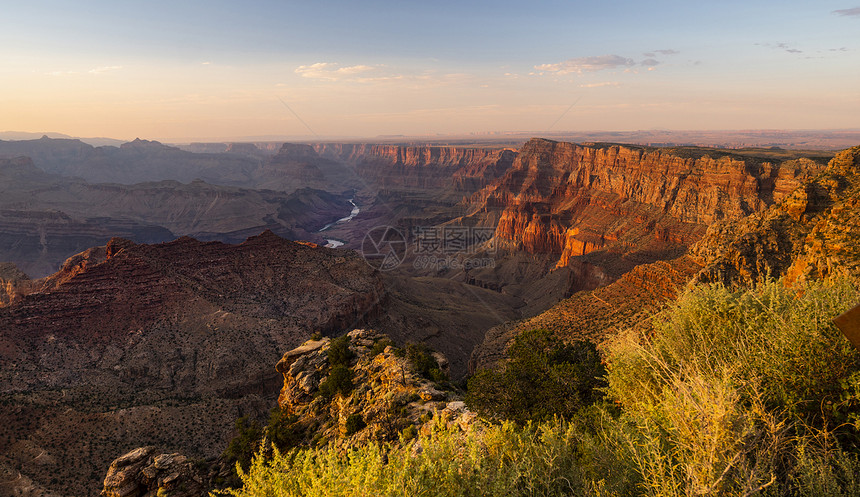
[0,135,848,496]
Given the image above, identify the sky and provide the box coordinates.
[1,0,858,142]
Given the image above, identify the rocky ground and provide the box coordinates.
[100,329,476,497]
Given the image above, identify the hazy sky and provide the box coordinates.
[1,0,858,141]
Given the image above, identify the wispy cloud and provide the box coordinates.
[580,81,620,88]
[88,65,123,74]
[756,42,803,54]
[640,58,660,67]
[535,55,635,75]
[295,62,378,81]
[777,43,803,54]
[833,7,860,16]
[643,49,679,57]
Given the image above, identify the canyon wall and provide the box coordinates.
[314,143,516,192]
[471,143,859,376]
[471,139,824,270]
[692,145,860,285]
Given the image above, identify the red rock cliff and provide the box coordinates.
[471,139,823,267]
[313,143,515,191]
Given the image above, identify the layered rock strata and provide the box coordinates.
[692,145,860,285]
[471,139,825,267]
[314,143,516,192]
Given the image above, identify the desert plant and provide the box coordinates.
[344,414,365,436]
[370,338,393,357]
[608,277,860,423]
[318,365,354,398]
[219,418,616,497]
[327,334,355,367]
[399,424,417,442]
[466,328,606,424]
[223,416,263,473]
[266,408,303,452]
[604,276,860,496]
[404,342,448,382]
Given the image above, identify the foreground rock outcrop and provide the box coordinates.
[101,447,207,497]
[275,329,466,446]
[101,329,476,496]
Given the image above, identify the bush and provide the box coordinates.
[327,334,355,367]
[604,277,860,496]
[266,408,303,451]
[319,365,354,398]
[399,424,417,441]
[466,329,606,424]
[344,414,365,436]
[370,338,393,357]
[404,343,445,381]
[218,418,620,497]
[223,416,263,473]
[607,278,860,422]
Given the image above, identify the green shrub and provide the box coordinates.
[319,365,354,398]
[403,343,441,379]
[604,277,860,496]
[266,408,303,451]
[607,278,860,422]
[218,418,620,497]
[399,424,417,442]
[223,416,263,473]
[466,329,606,424]
[370,338,393,357]
[344,414,365,436]
[327,334,355,367]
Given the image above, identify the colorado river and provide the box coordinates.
[320,197,359,248]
